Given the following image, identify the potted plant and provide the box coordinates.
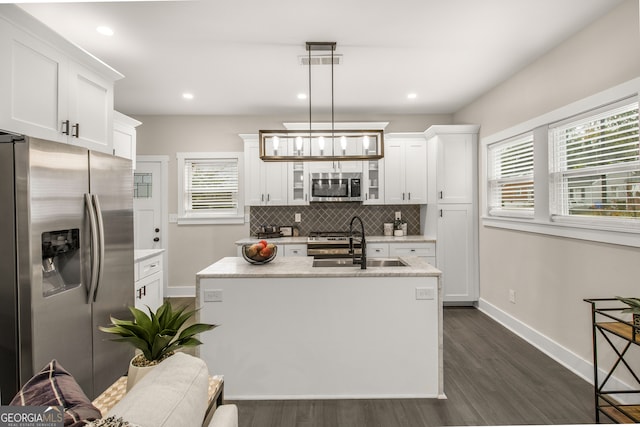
[616,296,640,335]
[99,301,217,390]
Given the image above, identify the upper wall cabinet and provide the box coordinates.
[384,134,427,205]
[0,6,122,154]
[113,111,141,167]
[242,135,288,206]
[425,127,477,204]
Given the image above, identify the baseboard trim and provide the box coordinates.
[477,298,634,402]
[165,285,195,298]
[226,393,440,400]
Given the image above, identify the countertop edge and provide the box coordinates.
[197,256,441,279]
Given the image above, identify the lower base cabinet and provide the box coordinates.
[436,204,477,303]
[369,242,436,266]
[283,244,307,257]
[134,253,163,313]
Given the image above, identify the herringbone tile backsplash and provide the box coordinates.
[250,204,421,237]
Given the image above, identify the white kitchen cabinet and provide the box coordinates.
[66,61,114,153]
[283,244,307,257]
[389,242,436,265]
[367,243,389,258]
[434,133,474,204]
[384,134,427,205]
[135,253,163,313]
[0,7,121,154]
[424,125,480,304]
[436,205,476,303]
[243,137,288,206]
[363,159,384,204]
[113,111,141,167]
[288,161,309,205]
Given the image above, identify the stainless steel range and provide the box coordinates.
[306,231,361,258]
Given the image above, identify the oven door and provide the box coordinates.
[310,176,349,202]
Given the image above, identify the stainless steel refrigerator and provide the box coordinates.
[0,134,134,404]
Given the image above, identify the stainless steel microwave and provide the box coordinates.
[310,172,362,202]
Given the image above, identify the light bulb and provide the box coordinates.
[272,136,279,152]
[363,135,370,150]
[340,136,347,151]
[295,136,303,151]
[318,136,325,151]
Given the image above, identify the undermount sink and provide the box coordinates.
[312,258,408,268]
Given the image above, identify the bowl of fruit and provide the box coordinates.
[242,240,277,265]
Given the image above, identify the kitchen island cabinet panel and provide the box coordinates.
[197,256,442,400]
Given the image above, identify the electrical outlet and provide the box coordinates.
[509,289,516,304]
[416,287,434,300]
[395,211,401,220]
[295,213,301,223]
[204,289,223,302]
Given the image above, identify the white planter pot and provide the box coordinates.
[126,358,156,391]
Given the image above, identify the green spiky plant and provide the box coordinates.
[616,296,640,334]
[616,296,640,314]
[99,301,217,366]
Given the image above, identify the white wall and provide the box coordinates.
[454,0,640,382]
[135,113,452,292]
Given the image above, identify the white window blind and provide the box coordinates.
[183,157,240,216]
[487,134,534,217]
[549,100,640,221]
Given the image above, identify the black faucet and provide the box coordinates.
[349,215,367,269]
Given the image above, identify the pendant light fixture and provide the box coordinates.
[259,42,384,162]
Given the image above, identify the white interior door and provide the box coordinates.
[133,160,164,250]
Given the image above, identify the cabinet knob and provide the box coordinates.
[155,228,160,233]
[72,123,80,138]
[153,237,160,242]
[61,120,70,135]
[439,191,443,199]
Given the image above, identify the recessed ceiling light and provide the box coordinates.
[407,93,417,99]
[297,93,307,100]
[96,26,114,36]
[182,93,194,100]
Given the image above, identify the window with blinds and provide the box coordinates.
[184,158,239,214]
[549,100,640,221]
[487,134,534,217]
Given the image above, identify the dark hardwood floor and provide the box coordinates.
[229,307,595,427]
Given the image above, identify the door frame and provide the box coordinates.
[135,155,169,297]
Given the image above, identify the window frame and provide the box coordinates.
[481,78,640,248]
[487,133,535,219]
[176,152,245,225]
[548,99,640,229]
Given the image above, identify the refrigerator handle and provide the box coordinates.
[85,193,100,304]
[92,194,106,303]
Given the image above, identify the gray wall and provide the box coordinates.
[135,114,452,290]
[454,0,640,373]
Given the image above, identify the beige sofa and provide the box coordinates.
[107,352,238,427]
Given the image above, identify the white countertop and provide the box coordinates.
[235,235,436,245]
[197,255,441,278]
[134,248,164,262]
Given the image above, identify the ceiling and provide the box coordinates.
[19,0,623,117]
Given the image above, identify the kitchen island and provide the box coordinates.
[196,256,443,400]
